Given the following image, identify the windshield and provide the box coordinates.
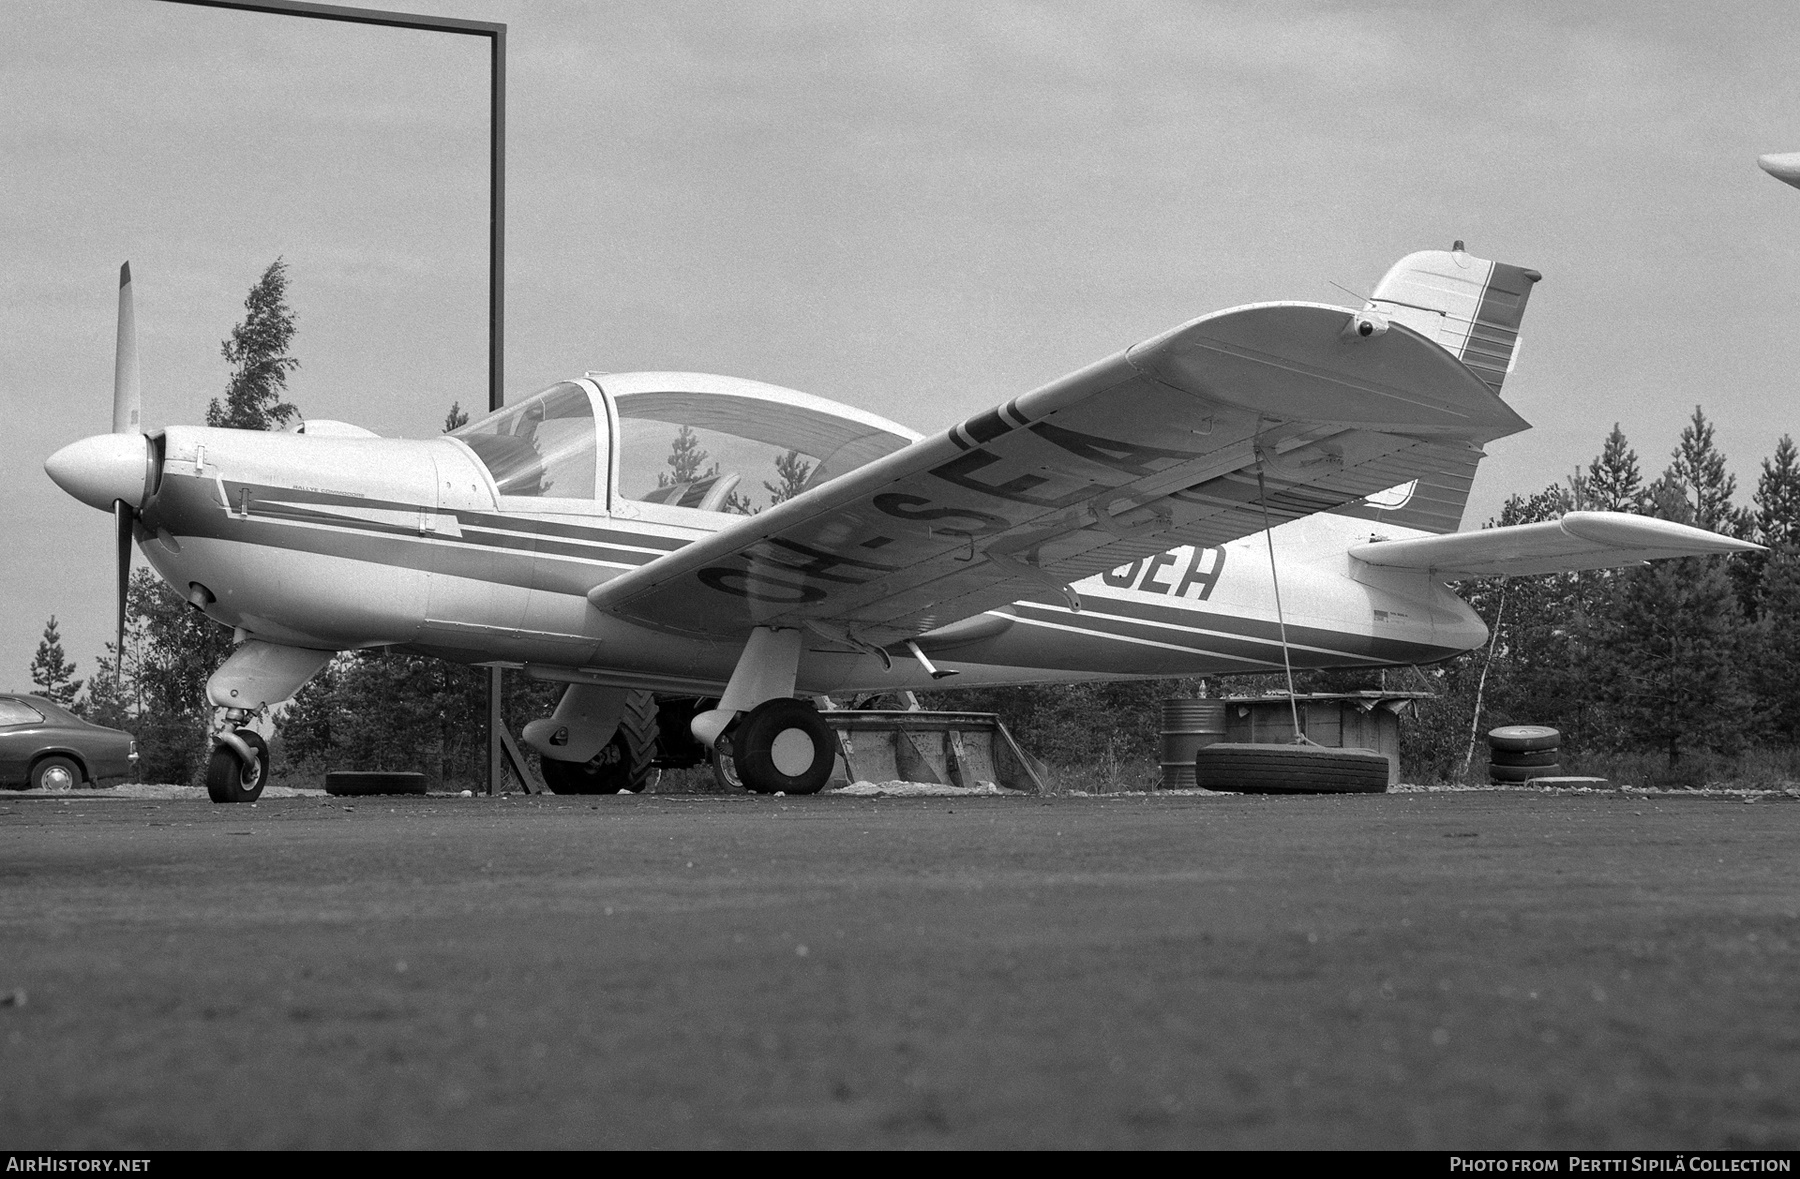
[451,382,598,499]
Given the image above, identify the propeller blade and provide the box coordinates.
[113,262,141,435]
[113,500,132,678]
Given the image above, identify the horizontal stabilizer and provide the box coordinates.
[1348,511,1761,579]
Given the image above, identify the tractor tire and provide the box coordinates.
[1193,743,1390,794]
[1487,725,1560,754]
[542,691,659,794]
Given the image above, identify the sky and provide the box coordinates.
[5,0,1800,692]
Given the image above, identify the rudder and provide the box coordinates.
[1365,245,1541,394]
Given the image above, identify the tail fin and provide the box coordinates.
[1365,246,1541,394]
[1327,246,1540,535]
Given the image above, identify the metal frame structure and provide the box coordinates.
[160,0,523,794]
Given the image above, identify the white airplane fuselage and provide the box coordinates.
[131,420,1485,698]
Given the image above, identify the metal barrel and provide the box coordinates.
[1159,699,1228,790]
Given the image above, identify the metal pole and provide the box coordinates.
[488,665,504,795]
[156,0,509,794]
[484,24,507,797]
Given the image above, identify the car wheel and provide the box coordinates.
[30,756,81,791]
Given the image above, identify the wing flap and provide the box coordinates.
[1348,511,1761,579]
[590,300,1531,642]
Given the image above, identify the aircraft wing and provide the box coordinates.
[589,301,1531,645]
[1347,511,1761,579]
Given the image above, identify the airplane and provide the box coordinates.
[44,246,1758,802]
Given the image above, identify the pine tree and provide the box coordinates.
[29,616,81,707]
[1586,424,1646,512]
[764,450,813,507]
[1750,550,1800,743]
[207,259,300,430]
[124,568,236,784]
[1597,476,1756,775]
[659,426,711,487]
[1669,406,1752,537]
[1754,435,1800,550]
[444,402,470,433]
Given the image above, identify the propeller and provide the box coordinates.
[111,263,142,678]
[43,263,166,682]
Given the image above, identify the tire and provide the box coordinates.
[206,729,268,803]
[1193,743,1390,794]
[541,692,659,794]
[1489,762,1561,783]
[1487,725,1560,754]
[1488,747,1561,768]
[324,772,427,796]
[732,698,835,796]
[30,756,81,791]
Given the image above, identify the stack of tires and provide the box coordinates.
[1487,725,1561,783]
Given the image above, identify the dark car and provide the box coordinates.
[0,693,138,790]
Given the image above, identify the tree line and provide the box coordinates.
[1396,411,1800,787]
[24,259,1796,788]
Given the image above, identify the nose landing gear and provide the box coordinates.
[206,709,269,803]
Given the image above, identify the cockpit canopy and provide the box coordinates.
[449,372,921,513]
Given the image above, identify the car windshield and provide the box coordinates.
[0,698,46,726]
[450,382,598,499]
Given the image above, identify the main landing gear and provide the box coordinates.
[694,627,838,796]
[712,698,835,796]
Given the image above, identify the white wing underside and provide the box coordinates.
[1348,511,1760,579]
[589,301,1532,646]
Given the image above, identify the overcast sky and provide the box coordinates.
[5,0,1800,691]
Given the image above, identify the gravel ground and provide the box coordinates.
[1,789,1797,1149]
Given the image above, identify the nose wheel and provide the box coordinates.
[717,698,835,795]
[206,728,269,803]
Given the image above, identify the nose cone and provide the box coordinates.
[1759,152,1800,190]
[45,434,151,512]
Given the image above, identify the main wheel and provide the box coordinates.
[206,729,268,803]
[30,756,81,791]
[732,698,835,796]
[541,692,659,794]
[1194,743,1390,794]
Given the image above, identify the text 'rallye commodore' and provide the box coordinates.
[45,249,1758,800]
